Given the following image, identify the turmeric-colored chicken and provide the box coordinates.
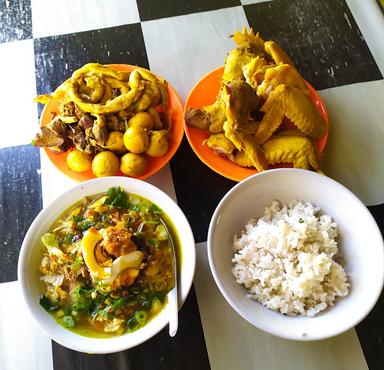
[184,27,326,175]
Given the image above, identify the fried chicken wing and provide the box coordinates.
[278,85,326,138]
[254,91,285,144]
[205,133,236,155]
[257,64,307,99]
[242,56,271,89]
[264,41,295,66]
[255,84,326,143]
[263,135,321,171]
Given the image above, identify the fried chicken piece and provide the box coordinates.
[262,135,321,171]
[101,225,137,258]
[242,56,271,89]
[205,133,236,155]
[222,84,268,172]
[278,85,326,138]
[232,27,265,52]
[233,150,254,167]
[264,41,295,66]
[206,98,227,133]
[254,92,285,144]
[255,84,326,144]
[184,107,211,130]
[223,28,269,83]
[224,80,260,123]
[257,64,308,99]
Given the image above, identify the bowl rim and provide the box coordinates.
[17,176,196,353]
[40,63,185,182]
[207,168,384,341]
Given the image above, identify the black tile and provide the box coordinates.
[355,204,384,370]
[170,137,236,243]
[244,0,383,90]
[0,0,32,43]
[0,145,42,283]
[34,23,149,97]
[52,286,210,370]
[138,0,241,21]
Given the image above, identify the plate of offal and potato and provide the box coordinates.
[33,63,184,181]
[33,27,328,183]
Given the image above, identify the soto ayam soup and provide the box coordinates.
[38,187,177,337]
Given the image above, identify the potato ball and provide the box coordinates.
[128,112,154,130]
[123,126,149,154]
[105,131,126,152]
[92,151,120,177]
[145,130,169,158]
[120,153,147,177]
[66,150,92,172]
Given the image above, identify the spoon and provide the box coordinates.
[160,218,178,337]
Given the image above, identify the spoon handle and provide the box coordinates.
[168,285,178,337]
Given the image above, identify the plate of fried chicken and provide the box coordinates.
[184,28,328,182]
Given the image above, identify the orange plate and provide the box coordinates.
[41,64,184,182]
[184,66,329,182]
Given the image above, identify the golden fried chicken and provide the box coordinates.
[255,84,326,144]
[101,225,137,258]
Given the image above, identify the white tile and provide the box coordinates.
[319,80,384,206]
[31,0,140,39]
[142,6,249,102]
[345,0,384,76]
[0,40,37,149]
[241,0,273,5]
[194,242,369,370]
[146,164,177,203]
[40,149,77,207]
[0,281,53,370]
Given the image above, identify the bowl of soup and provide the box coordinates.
[18,177,195,353]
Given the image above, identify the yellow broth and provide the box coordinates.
[38,187,181,337]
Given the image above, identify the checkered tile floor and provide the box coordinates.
[1,0,383,369]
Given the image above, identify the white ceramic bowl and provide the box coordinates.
[208,169,384,341]
[18,177,195,353]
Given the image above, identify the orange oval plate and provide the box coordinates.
[184,66,329,182]
[41,64,184,182]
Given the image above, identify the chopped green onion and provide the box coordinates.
[134,310,148,325]
[72,215,84,223]
[39,295,58,312]
[112,297,127,310]
[140,299,152,311]
[150,204,163,214]
[156,224,168,241]
[129,195,141,206]
[151,298,163,315]
[138,200,151,214]
[63,315,75,328]
[79,220,96,231]
[126,317,140,332]
[107,187,128,208]
[147,238,160,248]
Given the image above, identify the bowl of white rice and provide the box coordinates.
[207,169,384,341]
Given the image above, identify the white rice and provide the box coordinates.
[232,200,349,317]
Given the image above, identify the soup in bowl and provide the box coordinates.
[18,177,195,353]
